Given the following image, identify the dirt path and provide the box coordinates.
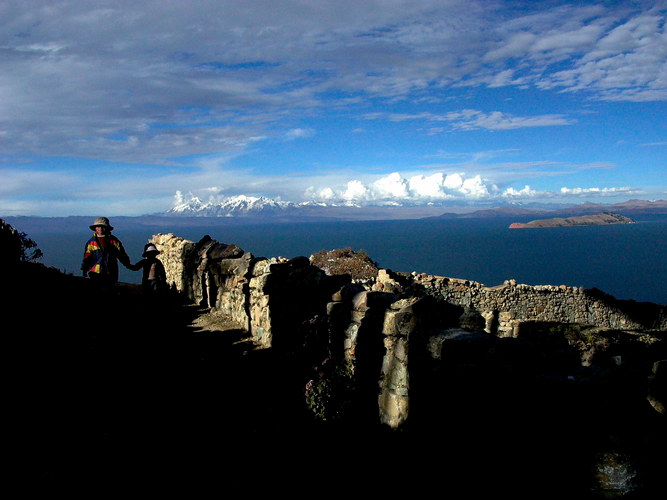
[187,306,248,335]
[14,273,316,484]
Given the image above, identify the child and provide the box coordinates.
[131,243,167,295]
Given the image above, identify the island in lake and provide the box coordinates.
[509,212,636,229]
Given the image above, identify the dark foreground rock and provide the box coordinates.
[11,263,400,491]
[8,261,666,497]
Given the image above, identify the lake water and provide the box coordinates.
[24,216,667,305]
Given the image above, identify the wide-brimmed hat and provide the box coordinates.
[90,216,113,231]
[142,243,160,257]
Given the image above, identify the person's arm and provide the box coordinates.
[128,259,144,271]
[81,239,93,276]
[113,237,132,269]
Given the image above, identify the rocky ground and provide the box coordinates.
[12,263,402,492]
[10,262,666,496]
[9,268,268,481]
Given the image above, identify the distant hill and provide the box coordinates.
[3,199,666,234]
[426,199,667,221]
[431,206,541,219]
[509,212,636,229]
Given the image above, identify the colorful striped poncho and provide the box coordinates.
[81,235,131,281]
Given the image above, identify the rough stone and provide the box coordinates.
[147,232,667,435]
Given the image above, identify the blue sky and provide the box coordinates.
[1,0,665,216]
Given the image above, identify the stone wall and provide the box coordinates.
[148,233,666,429]
[151,233,350,349]
[403,273,667,333]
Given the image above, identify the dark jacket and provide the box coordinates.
[130,257,167,291]
[81,234,131,282]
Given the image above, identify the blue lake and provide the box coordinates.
[26,217,667,305]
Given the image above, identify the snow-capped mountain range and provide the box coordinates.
[160,194,667,221]
[166,194,297,217]
[160,193,446,220]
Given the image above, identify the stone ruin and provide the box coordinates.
[150,232,666,432]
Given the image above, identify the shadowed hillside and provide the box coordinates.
[10,263,666,495]
[11,262,348,488]
[5,218,665,495]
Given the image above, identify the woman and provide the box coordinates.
[81,216,132,287]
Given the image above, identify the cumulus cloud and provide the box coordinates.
[300,170,648,206]
[305,171,500,205]
[373,173,409,199]
[342,180,370,203]
[502,185,551,199]
[408,173,448,198]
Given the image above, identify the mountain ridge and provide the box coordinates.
[425,199,667,221]
[3,199,666,233]
[163,195,667,220]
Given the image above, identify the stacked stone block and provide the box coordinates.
[409,274,665,332]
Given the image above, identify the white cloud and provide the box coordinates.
[537,11,667,101]
[372,172,409,199]
[171,168,652,209]
[559,186,644,196]
[461,175,493,198]
[285,128,315,140]
[342,180,369,204]
[443,172,465,190]
[1,0,663,165]
[283,171,652,207]
[365,109,576,131]
[306,171,498,205]
[453,111,576,130]
[408,173,448,198]
[502,185,544,198]
[0,1,664,216]
[498,184,648,202]
[304,186,336,201]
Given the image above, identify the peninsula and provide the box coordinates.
[509,212,635,229]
